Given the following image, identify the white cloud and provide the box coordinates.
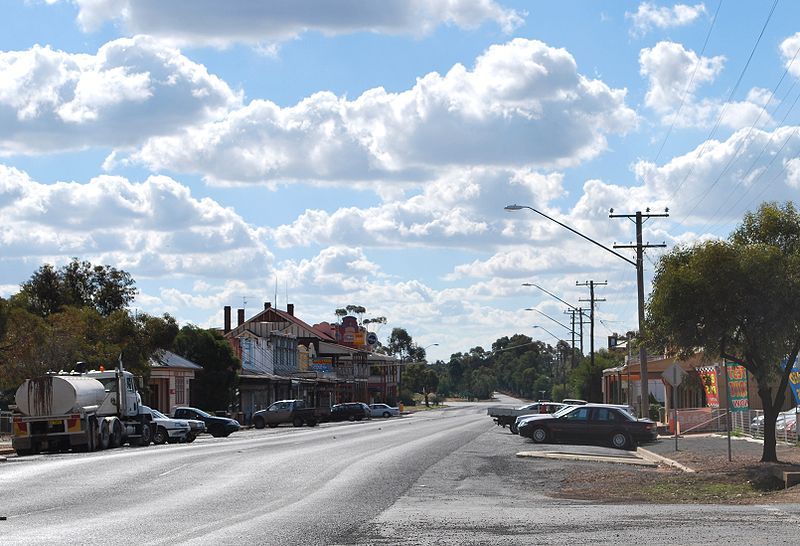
[633,125,800,225]
[639,41,774,130]
[780,32,800,78]
[68,0,524,46]
[269,167,566,250]
[0,164,272,278]
[639,41,724,114]
[0,36,241,154]
[626,2,706,37]
[126,38,637,186]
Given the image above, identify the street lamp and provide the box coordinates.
[524,308,572,332]
[523,282,588,351]
[506,203,653,419]
[531,325,562,343]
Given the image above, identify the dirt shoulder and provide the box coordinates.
[554,435,800,504]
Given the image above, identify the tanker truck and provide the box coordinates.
[11,362,155,455]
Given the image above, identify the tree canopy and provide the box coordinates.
[15,258,137,317]
[647,202,800,462]
[173,325,239,412]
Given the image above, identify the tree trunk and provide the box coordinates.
[758,387,779,463]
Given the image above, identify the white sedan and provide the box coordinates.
[143,406,204,444]
[369,403,400,418]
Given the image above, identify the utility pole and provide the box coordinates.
[576,280,606,372]
[610,208,669,419]
[578,307,589,354]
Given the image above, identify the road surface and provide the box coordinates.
[2,397,798,544]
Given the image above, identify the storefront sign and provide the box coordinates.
[782,358,800,405]
[696,366,720,408]
[726,364,749,412]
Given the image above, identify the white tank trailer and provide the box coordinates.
[11,364,156,455]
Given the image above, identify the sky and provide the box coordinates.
[2,1,800,364]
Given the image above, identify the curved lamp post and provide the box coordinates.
[506,203,652,419]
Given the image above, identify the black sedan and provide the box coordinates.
[329,402,370,422]
[517,403,657,450]
[173,407,240,437]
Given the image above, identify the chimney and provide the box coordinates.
[237,308,245,327]
[264,302,271,310]
[287,303,294,316]
[224,306,231,333]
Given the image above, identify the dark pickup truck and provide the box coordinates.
[252,399,326,428]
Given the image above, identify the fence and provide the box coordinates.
[671,408,799,444]
[0,411,11,435]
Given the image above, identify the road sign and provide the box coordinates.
[662,363,687,387]
[366,332,378,345]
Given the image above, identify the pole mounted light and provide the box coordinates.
[506,202,664,418]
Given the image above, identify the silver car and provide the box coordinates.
[369,403,400,418]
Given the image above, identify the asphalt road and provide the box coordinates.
[2,397,800,545]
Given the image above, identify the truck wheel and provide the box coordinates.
[154,427,168,445]
[253,416,266,429]
[293,417,303,427]
[99,421,111,450]
[110,419,123,448]
[137,423,153,446]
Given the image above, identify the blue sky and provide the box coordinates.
[2,1,800,363]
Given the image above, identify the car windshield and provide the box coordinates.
[552,405,577,418]
[190,408,211,418]
[151,409,168,419]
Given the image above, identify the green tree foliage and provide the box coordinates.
[173,325,240,412]
[16,258,137,317]
[647,202,800,463]
[0,303,177,390]
[403,363,440,406]
[569,350,621,402]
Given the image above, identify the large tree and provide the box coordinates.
[647,202,800,463]
[16,258,137,317]
[173,325,239,412]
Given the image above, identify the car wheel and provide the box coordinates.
[348,415,356,422]
[253,416,266,429]
[510,423,519,435]
[293,417,303,427]
[306,420,317,427]
[531,426,548,444]
[611,431,632,450]
[186,434,197,443]
[383,412,391,418]
[154,427,168,445]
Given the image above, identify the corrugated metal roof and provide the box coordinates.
[149,349,202,370]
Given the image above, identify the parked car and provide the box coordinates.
[141,406,189,444]
[369,403,400,418]
[173,407,240,437]
[751,408,799,436]
[252,399,323,428]
[148,407,205,444]
[518,403,658,450]
[487,401,566,433]
[330,402,370,422]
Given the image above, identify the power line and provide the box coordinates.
[670,0,779,202]
[653,0,723,165]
